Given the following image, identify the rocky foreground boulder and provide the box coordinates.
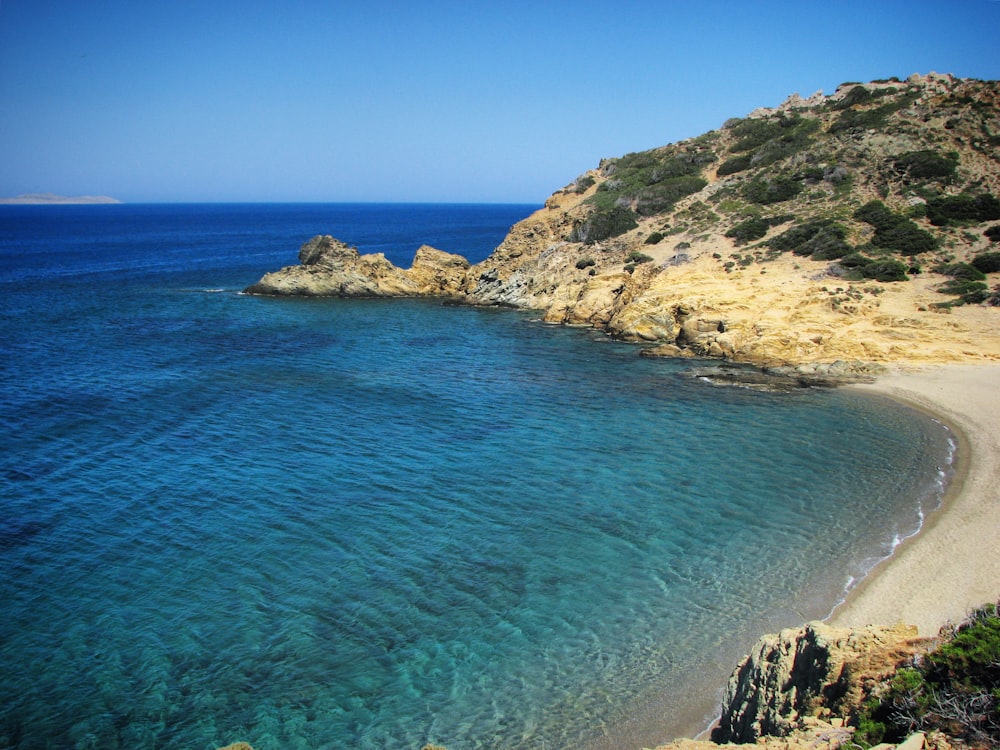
[712,621,923,744]
[657,620,957,750]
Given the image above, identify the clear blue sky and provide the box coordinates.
[2,0,998,203]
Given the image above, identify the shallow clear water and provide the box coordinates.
[0,204,953,750]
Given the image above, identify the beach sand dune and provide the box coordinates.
[831,364,1000,635]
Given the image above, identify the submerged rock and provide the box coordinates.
[685,360,886,390]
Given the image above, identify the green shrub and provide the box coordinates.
[753,128,821,169]
[726,217,771,244]
[834,253,909,281]
[596,147,713,197]
[805,226,853,260]
[727,117,787,152]
[625,250,654,264]
[829,91,920,134]
[644,232,664,245]
[830,85,901,112]
[854,603,1000,747]
[875,223,938,254]
[861,259,909,282]
[971,252,1000,273]
[854,200,897,228]
[575,257,596,270]
[832,85,877,109]
[723,115,819,171]
[796,166,825,182]
[854,200,937,255]
[725,215,794,245]
[893,150,959,181]
[767,220,852,260]
[939,278,989,302]
[987,226,1000,243]
[588,147,714,222]
[744,176,803,204]
[927,604,1000,689]
[935,262,987,281]
[926,193,1000,225]
[839,252,874,268]
[830,106,891,133]
[770,220,834,252]
[717,154,752,176]
[633,176,708,216]
[571,206,638,244]
[574,175,596,193]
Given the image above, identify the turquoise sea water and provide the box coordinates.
[0,204,953,750]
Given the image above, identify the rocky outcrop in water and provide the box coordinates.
[684,360,888,389]
[244,235,470,298]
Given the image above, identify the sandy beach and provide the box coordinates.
[829,363,1000,636]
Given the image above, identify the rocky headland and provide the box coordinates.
[247,73,1000,377]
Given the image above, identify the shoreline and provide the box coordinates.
[829,363,1000,636]
[656,363,1000,749]
[586,362,985,750]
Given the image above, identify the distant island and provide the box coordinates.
[0,193,121,205]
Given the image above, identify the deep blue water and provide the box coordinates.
[0,204,953,750]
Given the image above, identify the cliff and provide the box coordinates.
[246,73,1000,369]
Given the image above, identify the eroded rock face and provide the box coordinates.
[712,621,921,744]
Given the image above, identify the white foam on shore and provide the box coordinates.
[824,426,957,622]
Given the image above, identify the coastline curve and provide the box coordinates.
[829,364,1000,636]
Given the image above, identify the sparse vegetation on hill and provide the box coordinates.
[854,603,1000,748]
[554,74,1000,318]
[855,200,939,255]
[572,144,715,242]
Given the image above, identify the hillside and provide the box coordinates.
[247,73,1000,369]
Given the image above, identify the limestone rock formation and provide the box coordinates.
[683,360,888,389]
[406,245,470,296]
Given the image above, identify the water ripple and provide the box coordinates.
[0,205,953,750]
